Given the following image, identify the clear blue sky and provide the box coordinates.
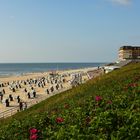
[0,0,139,63]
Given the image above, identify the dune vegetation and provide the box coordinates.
[0,62,140,140]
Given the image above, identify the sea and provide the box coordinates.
[0,63,106,77]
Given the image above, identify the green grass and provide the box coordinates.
[0,62,140,140]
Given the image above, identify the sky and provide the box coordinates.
[0,0,140,63]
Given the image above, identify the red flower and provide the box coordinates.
[133,83,138,87]
[30,134,38,140]
[128,83,138,88]
[56,117,64,123]
[30,128,38,135]
[95,96,102,102]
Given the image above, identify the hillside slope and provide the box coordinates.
[0,63,140,140]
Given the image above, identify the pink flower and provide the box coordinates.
[30,134,38,140]
[56,117,64,123]
[133,83,138,87]
[95,96,102,102]
[30,128,38,135]
[128,83,138,88]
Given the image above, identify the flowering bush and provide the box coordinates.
[56,117,64,124]
[30,134,38,140]
[0,63,140,139]
[95,96,102,102]
[29,128,39,140]
[30,128,38,135]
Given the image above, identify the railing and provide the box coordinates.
[0,87,72,119]
[0,106,19,119]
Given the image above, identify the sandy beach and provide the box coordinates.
[0,67,103,117]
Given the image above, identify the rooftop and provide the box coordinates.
[119,46,140,50]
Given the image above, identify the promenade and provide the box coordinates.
[0,86,71,119]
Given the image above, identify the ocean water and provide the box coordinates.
[0,63,106,76]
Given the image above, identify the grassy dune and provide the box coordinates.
[0,63,140,140]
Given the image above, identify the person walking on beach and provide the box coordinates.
[46,89,49,94]
[24,88,27,93]
[33,91,36,98]
[17,96,20,103]
[12,88,16,92]
[0,92,3,102]
[22,102,27,110]
[27,92,31,99]
[19,102,23,111]
[5,99,9,107]
[50,86,54,92]
[9,94,13,101]
[2,89,5,94]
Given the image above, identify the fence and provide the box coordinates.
[0,87,71,119]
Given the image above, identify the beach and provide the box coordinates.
[0,67,104,118]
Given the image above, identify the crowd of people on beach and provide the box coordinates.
[0,69,99,113]
[0,72,69,111]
